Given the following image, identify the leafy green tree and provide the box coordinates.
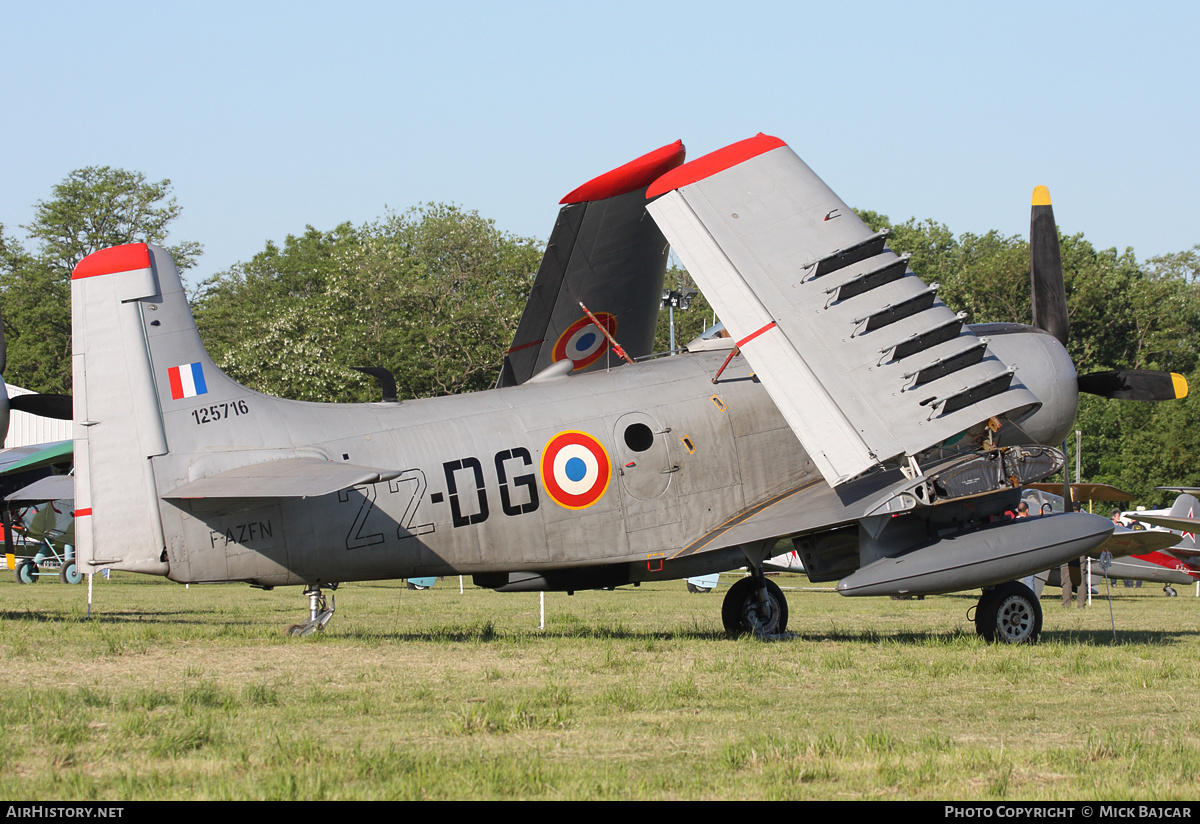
[193,204,543,402]
[0,167,201,393]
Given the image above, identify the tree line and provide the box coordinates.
[3,167,1198,506]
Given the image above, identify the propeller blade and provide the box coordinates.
[8,393,73,420]
[1030,186,1069,347]
[1077,370,1189,401]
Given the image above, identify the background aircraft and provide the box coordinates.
[1021,485,1190,595]
[67,135,1185,642]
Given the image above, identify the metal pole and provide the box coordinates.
[1080,429,1089,486]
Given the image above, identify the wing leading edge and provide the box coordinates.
[646,134,1039,486]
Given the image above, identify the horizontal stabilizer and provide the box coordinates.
[164,457,401,499]
[837,512,1112,597]
[646,135,1038,486]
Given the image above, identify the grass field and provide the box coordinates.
[2,571,1200,800]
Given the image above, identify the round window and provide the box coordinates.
[624,422,654,452]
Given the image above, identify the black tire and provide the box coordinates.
[14,560,37,584]
[975,581,1042,644]
[59,561,82,585]
[1165,586,1178,597]
[406,581,429,590]
[686,582,711,594]
[721,576,788,636]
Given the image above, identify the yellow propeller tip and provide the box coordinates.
[1032,185,1052,206]
[1173,373,1189,399]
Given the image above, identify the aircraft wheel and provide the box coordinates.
[59,561,82,585]
[721,577,788,636]
[406,581,429,590]
[975,582,1042,644]
[1165,586,1178,597]
[14,560,38,584]
[686,582,711,594]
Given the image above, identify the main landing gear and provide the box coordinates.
[974,581,1042,644]
[286,584,336,637]
[1164,585,1178,597]
[722,575,788,637]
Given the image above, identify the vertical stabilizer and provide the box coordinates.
[1168,493,1200,555]
[72,243,258,574]
[73,244,169,572]
[498,141,685,386]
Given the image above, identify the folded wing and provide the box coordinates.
[498,141,685,386]
[646,134,1038,486]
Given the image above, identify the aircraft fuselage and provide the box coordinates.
[161,350,816,588]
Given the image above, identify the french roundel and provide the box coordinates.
[552,313,617,370]
[541,430,612,510]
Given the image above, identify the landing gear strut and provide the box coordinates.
[286,585,336,637]
[721,575,788,636]
[975,581,1042,644]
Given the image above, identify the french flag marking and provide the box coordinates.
[168,362,208,400]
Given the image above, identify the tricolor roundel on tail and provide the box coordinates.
[552,313,616,371]
[496,141,685,387]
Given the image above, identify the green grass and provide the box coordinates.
[2,572,1200,799]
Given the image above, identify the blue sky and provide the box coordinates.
[3,1,1197,286]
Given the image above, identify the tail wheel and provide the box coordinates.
[721,576,788,636]
[686,582,711,594]
[975,581,1042,644]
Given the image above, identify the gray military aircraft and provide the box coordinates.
[65,134,1186,643]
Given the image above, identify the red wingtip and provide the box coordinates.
[645,133,786,199]
[560,140,686,204]
[72,243,151,279]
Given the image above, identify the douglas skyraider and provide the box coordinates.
[59,134,1185,642]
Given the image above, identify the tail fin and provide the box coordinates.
[497,140,685,387]
[72,243,258,573]
[1168,493,1200,554]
